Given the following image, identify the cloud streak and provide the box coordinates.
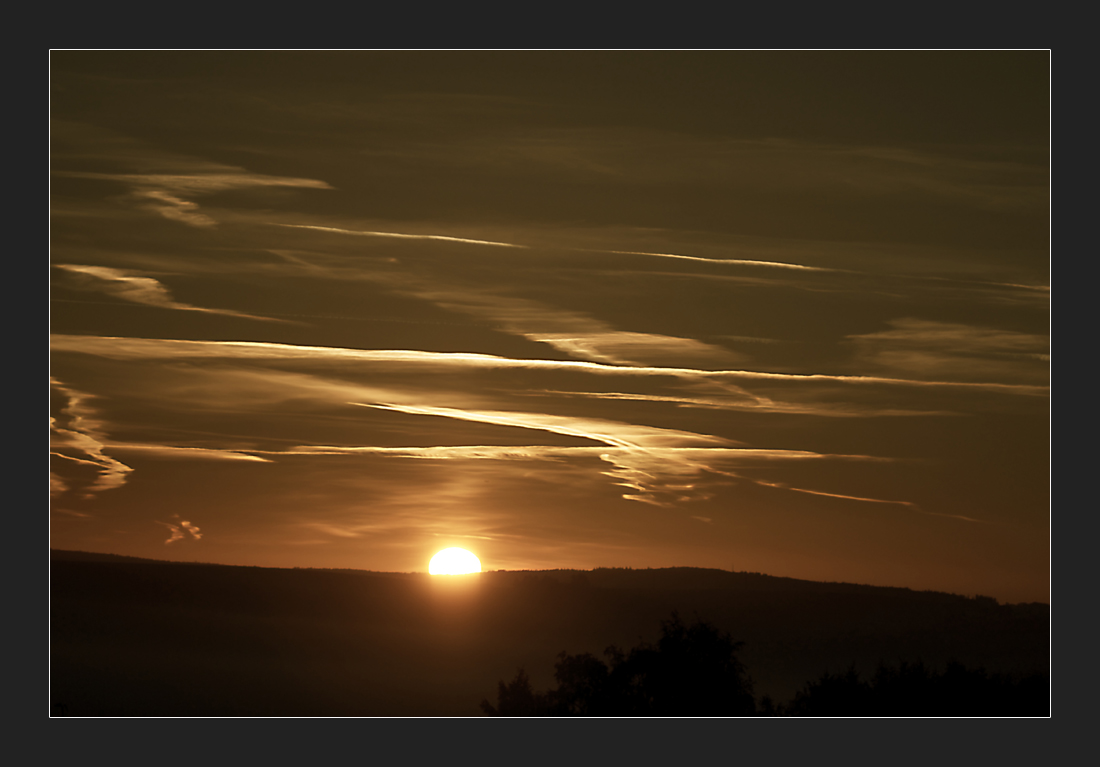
[49,335,1050,396]
[532,389,953,418]
[55,264,288,322]
[848,318,1049,384]
[341,402,893,506]
[608,249,835,272]
[274,223,526,248]
[50,379,133,498]
[57,169,332,227]
[51,125,333,228]
[354,401,730,505]
[357,402,730,449]
[104,443,272,462]
[284,442,882,508]
[780,485,987,524]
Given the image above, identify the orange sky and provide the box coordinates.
[50,51,1049,602]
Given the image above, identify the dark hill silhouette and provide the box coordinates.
[50,550,1048,716]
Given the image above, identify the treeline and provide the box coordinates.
[770,659,1048,717]
[481,613,1048,717]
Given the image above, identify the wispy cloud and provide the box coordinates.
[104,443,272,462]
[332,402,889,506]
[158,517,202,544]
[532,389,952,418]
[768,483,987,523]
[286,442,880,508]
[356,402,728,506]
[274,223,525,248]
[608,249,834,272]
[383,283,747,368]
[240,251,746,369]
[50,377,271,503]
[51,123,333,227]
[847,318,1049,384]
[47,334,991,514]
[51,472,70,496]
[298,522,366,538]
[55,264,289,322]
[357,402,730,449]
[56,170,332,227]
[50,379,133,498]
[260,224,1047,313]
[49,335,1050,396]
[528,331,742,368]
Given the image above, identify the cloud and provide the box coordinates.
[847,318,1049,384]
[299,522,365,538]
[133,189,218,227]
[47,331,1042,510]
[381,282,746,368]
[329,403,884,506]
[284,445,868,462]
[50,377,272,504]
[357,402,730,449]
[532,389,952,418]
[274,223,525,249]
[286,443,883,508]
[51,472,70,496]
[256,222,1048,314]
[158,518,202,544]
[49,335,1049,396]
[527,331,742,368]
[353,400,730,505]
[54,264,288,322]
[241,251,744,369]
[598,251,1049,303]
[104,443,272,462]
[53,507,94,519]
[771,484,987,523]
[160,523,185,544]
[51,124,333,228]
[57,169,333,227]
[608,249,834,272]
[50,380,133,498]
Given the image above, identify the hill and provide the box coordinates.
[50,551,1048,716]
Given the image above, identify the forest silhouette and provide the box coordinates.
[776,659,1048,717]
[482,613,756,716]
[481,613,1048,717]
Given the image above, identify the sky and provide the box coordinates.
[49,51,1049,602]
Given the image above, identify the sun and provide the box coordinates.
[429,547,482,575]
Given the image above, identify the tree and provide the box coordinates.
[480,612,756,716]
[622,612,756,716]
[782,660,1049,716]
[479,668,551,716]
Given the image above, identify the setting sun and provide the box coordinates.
[429,548,482,575]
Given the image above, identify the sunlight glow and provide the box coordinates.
[429,547,482,575]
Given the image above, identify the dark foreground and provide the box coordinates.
[50,551,1048,716]
[481,613,1047,716]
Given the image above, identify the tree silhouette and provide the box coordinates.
[479,668,552,716]
[480,614,1048,716]
[782,659,1049,716]
[481,612,756,716]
